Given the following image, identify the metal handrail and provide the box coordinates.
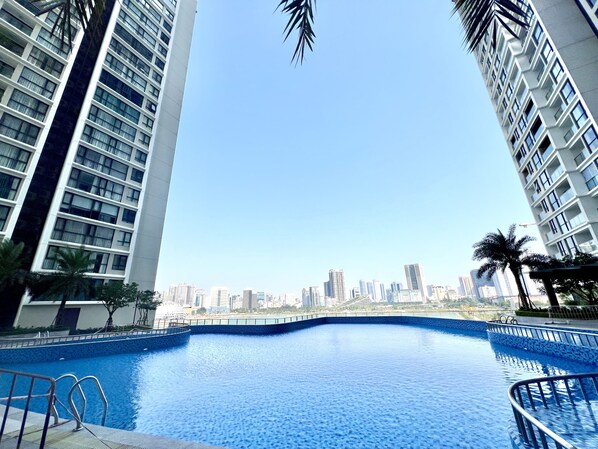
[51,374,86,426]
[507,372,598,448]
[155,310,505,328]
[68,376,108,431]
[0,369,55,449]
[0,325,189,349]
[487,321,598,348]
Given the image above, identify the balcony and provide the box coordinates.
[579,240,598,254]
[539,210,549,221]
[550,165,565,183]
[531,191,541,202]
[569,213,587,229]
[559,188,574,205]
[574,148,591,166]
[546,230,559,241]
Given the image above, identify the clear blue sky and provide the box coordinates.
[154,0,544,295]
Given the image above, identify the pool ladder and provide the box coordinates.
[52,374,108,431]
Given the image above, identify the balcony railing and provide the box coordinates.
[568,213,587,229]
[559,188,574,205]
[579,240,598,254]
[574,148,591,166]
[550,165,565,183]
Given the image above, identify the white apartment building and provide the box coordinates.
[0,0,196,328]
[474,0,598,258]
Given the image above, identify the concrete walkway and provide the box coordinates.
[0,407,223,449]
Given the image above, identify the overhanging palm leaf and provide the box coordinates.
[277,0,316,64]
[452,0,529,51]
[27,0,106,49]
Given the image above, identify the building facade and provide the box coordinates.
[404,264,427,300]
[473,0,598,258]
[0,0,195,328]
[328,269,346,303]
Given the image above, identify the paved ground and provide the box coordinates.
[0,407,223,449]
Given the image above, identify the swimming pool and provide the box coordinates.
[2,324,595,448]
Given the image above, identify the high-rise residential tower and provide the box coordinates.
[404,264,427,300]
[0,0,196,328]
[473,0,598,258]
[458,275,475,298]
[328,269,346,303]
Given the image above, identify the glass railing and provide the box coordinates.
[559,188,574,205]
[564,127,575,142]
[531,191,541,202]
[541,144,554,161]
[568,213,586,228]
[550,165,565,182]
[538,210,549,221]
[574,148,591,166]
[579,240,598,254]
[546,230,559,241]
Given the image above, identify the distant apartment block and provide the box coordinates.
[328,269,346,303]
[473,0,598,257]
[404,264,427,301]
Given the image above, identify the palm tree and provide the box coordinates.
[278,0,530,63]
[34,247,93,327]
[472,224,547,310]
[0,239,29,292]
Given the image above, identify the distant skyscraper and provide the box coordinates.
[404,264,427,300]
[366,282,374,298]
[372,280,382,302]
[390,282,402,293]
[324,280,331,297]
[302,286,321,307]
[458,276,475,298]
[470,269,495,300]
[328,269,346,303]
[210,287,230,312]
[359,280,367,296]
[242,289,256,310]
[167,284,195,306]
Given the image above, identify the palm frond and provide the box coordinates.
[277,0,316,64]
[453,0,529,52]
[28,0,106,49]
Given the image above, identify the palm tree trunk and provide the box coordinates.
[52,291,71,327]
[510,266,531,310]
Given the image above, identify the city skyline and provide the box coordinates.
[154,0,547,295]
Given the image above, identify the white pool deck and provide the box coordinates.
[0,406,224,449]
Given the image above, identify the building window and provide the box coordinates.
[135,150,147,164]
[130,168,144,184]
[108,38,150,75]
[104,52,147,90]
[571,103,588,130]
[0,9,33,35]
[36,28,70,58]
[0,32,25,56]
[0,172,20,200]
[68,168,125,201]
[8,89,49,121]
[550,60,563,82]
[151,71,162,84]
[0,113,40,145]
[117,231,132,247]
[560,81,575,105]
[122,208,136,224]
[94,87,140,124]
[18,67,56,99]
[583,126,597,152]
[0,205,9,230]
[27,47,64,78]
[138,133,150,147]
[114,23,153,62]
[43,246,108,273]
[126,188,140,203]
[0,141,30,171]
[75,146,128,180]
[82,125,133,161]
[88,105,137,142]
[119,9,157,47]
[532,23,544,44]
[99,70,143,106]
[541,41,553,63]
[60,192,119,224]
[112,254,127,271]
[141,115,153,130]
[582,161,598,191]
[160,31,170,45]
[52,218,115,248]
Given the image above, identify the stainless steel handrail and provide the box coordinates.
[52,374,86,426]
[0,325,189,349]
[507,372,598,449]
[0,369,55,449]
[68,376,108,431]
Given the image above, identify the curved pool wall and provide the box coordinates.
[188,315,489,335]
[0,328,190,364]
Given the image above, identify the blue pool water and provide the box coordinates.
[2,324,597,449]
